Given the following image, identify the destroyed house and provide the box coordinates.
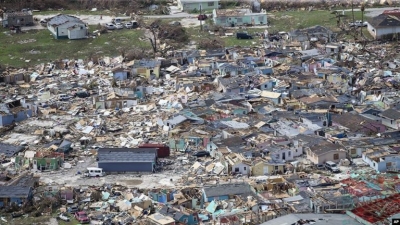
[15,151,64,171]
[216,77,249,94]
[97,148,157,173]
[2,11,34,28]
[0,186,33,207]
[131,60,161,79]
[0,72,26,84]
[112,67,131,80]
[0,143,24,157]
[159,205,200,225]
[0,99,35,126]
[148,213,176,225]
[289,25,333,43]
[202,183,256,203]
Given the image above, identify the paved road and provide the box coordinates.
[342,7,400,17]
[144,13,192,19]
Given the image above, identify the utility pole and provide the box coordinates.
[351,0,355,24]
[361,3,365,37]
[199,4,203,31]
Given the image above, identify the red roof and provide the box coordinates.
[383,9,400,14]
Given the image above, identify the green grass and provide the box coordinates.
[0,10,374,68]
[268,10,368,32]
[0,26,150,68]
[34,10,119,16]
[185,10,372,48]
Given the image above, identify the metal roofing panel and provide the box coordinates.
[47,14,84,26]
[98,151,156,163]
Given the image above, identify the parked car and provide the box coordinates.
[236,32,253,39]
[325,161,340,173]
[316,164,325,170]
[58,94,72,101]
[75,211,90,224]
[349,20,367,27]
[192,151,210,157]
[74,91,90,98]
[105,23,116,30]
[57,213,70,222]
[115,23,124,29]
[68,205,79,214]
[124,22,133,29]
[125,21,139,29]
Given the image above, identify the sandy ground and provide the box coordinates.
[22,13,199,31]
[38,156,183,189]
[22,14,118,31]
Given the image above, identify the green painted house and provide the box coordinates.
[33,157,63,171]
[15,155,63,171]
[212,8,267,27]
[177,0,219,12]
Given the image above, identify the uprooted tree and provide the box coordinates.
[198,38,225,49]
[145,19,189,57]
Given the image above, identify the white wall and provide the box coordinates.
[381,118,399,129]
[368,24,400,40]
[271,149,294,161]
[232,162,250,175]
[57,22,86,38]
[68,26,87,40]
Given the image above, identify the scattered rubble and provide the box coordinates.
[1,6,400,224]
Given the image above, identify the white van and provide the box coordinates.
[85,167,105,177]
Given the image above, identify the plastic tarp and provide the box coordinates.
[102,191,110,200]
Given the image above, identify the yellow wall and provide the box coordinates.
[252,162,264,176]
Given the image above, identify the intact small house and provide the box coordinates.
[225,153,251,175]
[177,0,219,12]
[2,11,34,28]
[212,9,267,27]
[306,141,347,165]
[47,14,88,40]
[367,13,400,40]
[0,186,33,207]
[378,108,400,129]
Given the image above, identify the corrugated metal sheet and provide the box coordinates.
[99,162,153,172]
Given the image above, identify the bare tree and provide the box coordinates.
[145,19,189,57]
[198,38,225,49]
